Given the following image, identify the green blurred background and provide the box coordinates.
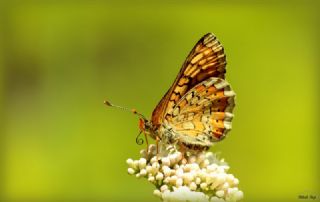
[0,1,319,202]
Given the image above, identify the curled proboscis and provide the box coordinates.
[135,131,144,145]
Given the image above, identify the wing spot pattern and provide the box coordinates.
[182,122,195,130]
[173,107,180,116]
[191,53,204,64]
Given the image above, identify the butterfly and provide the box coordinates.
[105,33,235,152]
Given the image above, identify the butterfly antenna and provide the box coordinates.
[104,100,146,119]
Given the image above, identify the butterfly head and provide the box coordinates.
[138,118,153,135]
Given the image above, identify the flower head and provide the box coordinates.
[126,143,243,202]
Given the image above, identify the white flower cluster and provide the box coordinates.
[126,144,243,202]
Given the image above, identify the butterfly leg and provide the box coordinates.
[144,132,149,156]
[178,142,187,161]
[156,136,160,157]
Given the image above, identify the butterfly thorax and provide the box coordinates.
[139,118,177,143]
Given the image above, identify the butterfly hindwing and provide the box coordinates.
[165,77,235,147]
[151,33,226,129]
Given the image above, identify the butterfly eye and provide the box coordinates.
[139,118,145,131]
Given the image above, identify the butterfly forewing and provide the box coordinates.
[151,33,227,129]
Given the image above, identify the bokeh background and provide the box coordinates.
[0,1,319,202]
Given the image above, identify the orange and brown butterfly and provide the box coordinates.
[105,33,235,152]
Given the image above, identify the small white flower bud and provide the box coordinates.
[227,187,237,194]
[127,168,135,175]
[220,165,230,171]
[138,158,147,169]
[195,177,201,185]
[211,174,225,189]
[162,157,171,166]
[197,153,206,164]
[201,159,210,168]
[226,174,235,183]
[189,169,197,177]
[176,178,183,187]
[217,173,226,181]
[184,164,191,172]
[235,190,244,200]
[163,177,170,183]
[233,178,239,185]
[135,173,141,178]
[146,165,152,173]
[216,190,225,198]
[156,172,164,180]
[176,168,184,178]
[200,182,207,190]
[162,189,170,195]
[183,173,194,184]
[160,185,168,192]
[148,176,155,182]
[191,163,200,171]
[133,160,139,169]
[198,169,207,180]
[153,189,162,197]
[216,167,223,174]
[188,155,197,163]
[126,158,134,167]
[189,182,197,191]
[169,154,177,164]
[150,167,158,175]
[152,162,160,170]
[207,164,218,173]
[222,182,230,190]
[162,166,171,177]
[176,152,182,161]
[226,188,241,201]
[205,152,214,159]
[206,173,217,184]
[162,165,169,170]
[150,156,158,164]
[169,176,177,185]
[181,158,187,165]
[139,169,147,176]
[139,149,146,157]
